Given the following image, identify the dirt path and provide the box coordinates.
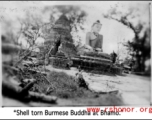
[46,65,150,106]
[3,66,150,106]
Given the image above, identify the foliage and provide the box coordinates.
[103,3,150,72]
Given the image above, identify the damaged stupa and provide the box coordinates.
[41,14,123,74]
[42,14,77,69]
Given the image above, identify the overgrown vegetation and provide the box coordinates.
[31,70,98,99]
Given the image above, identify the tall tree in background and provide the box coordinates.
[103,2,151,72]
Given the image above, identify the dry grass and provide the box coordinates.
[30,70,124,106]
[31,70,97,99]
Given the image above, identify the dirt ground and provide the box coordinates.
[46,66,151,106]
[3,65,150,107]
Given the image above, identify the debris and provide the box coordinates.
[28,92,57,103]
[2,43,23,54]
[2,14,125,107]
[20,79,37,95]
[2,79,57,104]
[2,80,30,102]
[75,72,89,90]
[3,64,19,74]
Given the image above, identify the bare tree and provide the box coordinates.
[103,3,150,72]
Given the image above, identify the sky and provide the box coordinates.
[0,1,150,60]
